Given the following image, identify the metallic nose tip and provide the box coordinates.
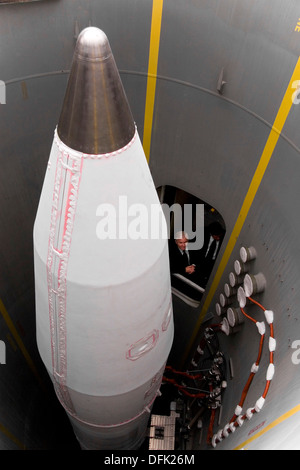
[75,27,111,62]
[57,26,135,155]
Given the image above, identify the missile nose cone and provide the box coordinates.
[75,27,111,61]
[57,27,135,154]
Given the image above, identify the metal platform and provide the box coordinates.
[149,411,179,450]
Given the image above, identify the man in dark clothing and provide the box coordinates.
[169,231,197,277]
[168,231,205,301]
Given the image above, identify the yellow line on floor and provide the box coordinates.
[0,297,45,390]
[234,404,300,449]
[0,422,26,449]
[143,0,164,162]
[182,56,300,366]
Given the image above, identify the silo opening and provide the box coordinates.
[157,185,226,307]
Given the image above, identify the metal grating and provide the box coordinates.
[149,411,178,450]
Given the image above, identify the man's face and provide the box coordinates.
[176,237,188,251]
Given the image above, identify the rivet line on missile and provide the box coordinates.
[53,385,159,428]
[77,52,112,62]
[54,127,138,159]
[46,136,84,411]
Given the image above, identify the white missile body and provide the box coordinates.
[33,27,174,450]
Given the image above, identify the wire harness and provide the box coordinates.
[211,296,275,448]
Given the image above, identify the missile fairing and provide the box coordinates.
[33,27,174,450]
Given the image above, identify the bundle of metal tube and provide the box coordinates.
[33,27,174,450]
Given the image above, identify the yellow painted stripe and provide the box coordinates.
[181,56,300,366]
[143,0,164,161]
[0,422,25,450]
[234,404,300,450]
[0,298,45,391]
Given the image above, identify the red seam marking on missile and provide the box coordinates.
[126,329,159,361]
[47,141,84,412]
[57,389,159,428]
[54,127,137,159]
[57,158,72,380]
[47,143,63,375]
[144,365,165,400]
[47,145,64,387]
[57,153,83,408]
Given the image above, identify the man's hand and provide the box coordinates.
[185,265,195,275]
